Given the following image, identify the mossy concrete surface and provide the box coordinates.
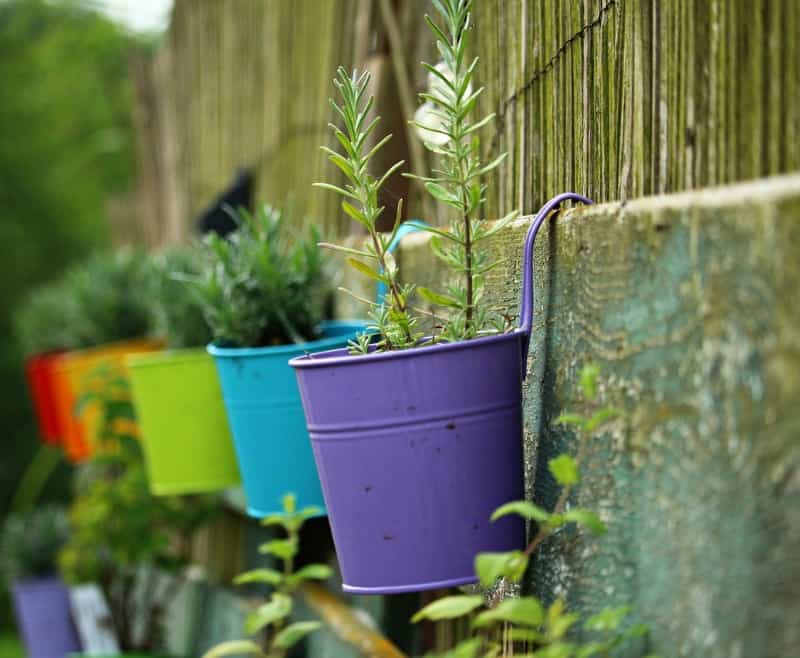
[391,174,800,658]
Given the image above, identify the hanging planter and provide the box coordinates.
[128,348,240,495]
[12,577,81,658]
[52,339,163,462]
[290,194,592,593]
[209,320,366,517]
[24,351,67,444]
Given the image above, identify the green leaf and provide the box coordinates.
[474,552,509,587]
[562,509,607,535]
[317,242,376,260]
[549,454,579,485]
[474,551,528,587]
[287,563,333,586]
[201,640,267,658]
[585,407,621,432]
[258,538,298,560]
[507,627,543,643]
[297,505,324,520]
[312,181,359,201]
[491,500,550,523]
[376,160,406,192]
[282,493,296,514]
[418,286,461,308]
[545,599,580,641]
[347,257,385,282]
[575,642,607,658]
[473,596,544,628]
[421,223,464,244]
[462,112,496,138]
[425,181,460,207]
[341,200,367,224]
[260,514,289,528]
[553,413,586,428]
[448,638,482,658]
[584,606,632,633]
[321,148,356,180]
[411,595,484,623]
[243,593,292,635]
[623,623,650,639]
[532,642,577,658]
[579,364,600,401]
[273,621,322,650]
[475,152,508,177]
[233,568,283,587]
[479,209,518,240]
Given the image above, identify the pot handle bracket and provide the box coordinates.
[518,193,594,374]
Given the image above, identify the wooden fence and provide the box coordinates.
[474,0,800,216]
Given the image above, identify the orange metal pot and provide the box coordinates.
[51,339,163,462]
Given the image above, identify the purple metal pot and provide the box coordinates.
[12,576,81,658]
[290,194,592,594]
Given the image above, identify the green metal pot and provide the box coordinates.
[128,348,240,495]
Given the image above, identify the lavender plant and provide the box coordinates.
[187,204,327,348]
[1,505,69,584]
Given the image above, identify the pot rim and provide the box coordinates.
[58,337,165,361]
[207,319,367,359]
[289,328,524,370]
[128,346,210,368]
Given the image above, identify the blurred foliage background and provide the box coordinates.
[0,0,144,631]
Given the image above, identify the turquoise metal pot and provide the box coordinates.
[208,321,366,518]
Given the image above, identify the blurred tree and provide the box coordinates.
[0,0,143,626]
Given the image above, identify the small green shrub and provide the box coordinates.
[16,250,155,353]
[187,204,328,348]
[0,505,69,583]
[148,247,212,349]
[59,363,218,650]
[62,250,154,347]
[202,494,331,658]
[412,365,659,658]
[15,281,79,354]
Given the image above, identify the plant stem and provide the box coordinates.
[367,226,413,345]
[523,431,590,558]
[461,205,474,330]
[455,136,474,331]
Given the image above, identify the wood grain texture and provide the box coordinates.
[474,0,800,219]
[132,0,363,245]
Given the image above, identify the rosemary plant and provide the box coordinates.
[316,66,423,353]
[410,0,518,341]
